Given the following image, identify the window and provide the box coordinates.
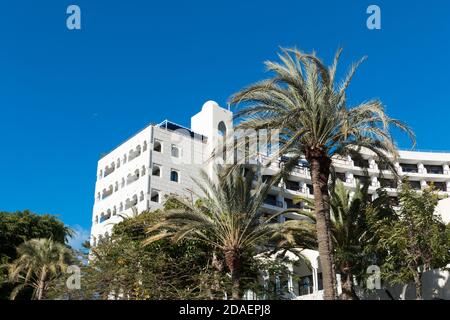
[298,275,314,296]
[171,145,180,158]
[139,191,144,202]
[379,178,398,189]
[170,170,179,182]
[389,197,400,206]
[151,190,160,203]
[354,174,369,185]
[218,121,227,137]
[117,158,121,168]
[123,154,127,164]
[119,202,123,212]
[431,181,447,192]
[353,158,369,168]
[141,165,146,176]
[152,164,161,177]
[285,180,300,191]
[121,178,125,188]
[400,163,418,173]
[409,180,422,190]
[425,165,444,175]
[98,170,103,180]
[336,172,346,182]
[377,161,390,171]
[143,141,148,152]
[114,181,119,192]
[153,140,162,152]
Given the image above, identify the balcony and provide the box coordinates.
[101,186,114,200]
[128,146,142,162]
[103,164,115,178]
[127,170,140,185]
[125,195,138,209]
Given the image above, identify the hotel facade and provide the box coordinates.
[90,100,450,299]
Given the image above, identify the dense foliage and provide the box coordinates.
[366,182,450,299]
[0,210,72,299]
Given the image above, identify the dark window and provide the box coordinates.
[431,182,447,192]
[400,163,418,173]
[306,184,314,194]
[389,197,399,206]
[377,161,390,171]
[409,180,421,190]
[298,275,314,296]
[354,175,369,185]
[170,170,179,182]
[285,198,303,209]
[336,172,346,182]
[264,195,283,207]
[153,141,162,152]
[285,180,300,191]
[379,178,398,189]
[151,191,160,203]
[353,159,369,168]
[425,165,443,175]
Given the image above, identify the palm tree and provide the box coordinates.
[329,180,371,300]
[4,238,72,300]
[229,47,415,299]
[143,166,316,299]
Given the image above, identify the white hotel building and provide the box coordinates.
[90,100,450,299]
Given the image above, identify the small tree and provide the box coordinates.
[368,182,450,299]
[4,238,73,300]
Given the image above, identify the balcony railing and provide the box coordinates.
[127,173,139,185]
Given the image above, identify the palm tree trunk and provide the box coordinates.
[307,152,337,300]
[37,266,47,300]
[339,270,358,300]
[224,249,241,300]
[413,271,423,300]
[339,262,358,300]
[211,252,224,299]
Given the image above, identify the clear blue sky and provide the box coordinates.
[1,0,449,244]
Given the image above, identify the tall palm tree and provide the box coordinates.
[4,238,72,300]
[229,47,415,299]
[143,166,316,299]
